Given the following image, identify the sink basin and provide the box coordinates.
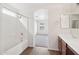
[70,30,79,39]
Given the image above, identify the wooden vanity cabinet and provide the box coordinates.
[58,36,66,55]
[58,37,62,54]
[66,45,78,55]
[61,39,66,55]
[58,36,78,55]
[66,45,75,55]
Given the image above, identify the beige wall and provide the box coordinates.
[1,3,79,51]
[48,4,77,50]
[48,14,60,50]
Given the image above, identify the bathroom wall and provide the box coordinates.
[31,3,77,50]
[6,3,35,47]
[0,5,2,54]
[7,3,78,51]
[0,4,29,54]
[48,14,60,50]
[48,4,76,50]
[28,17,34,47]
[1,12,28,53]
[1,3,78,51]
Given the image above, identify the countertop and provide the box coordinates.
[59,33,79,54]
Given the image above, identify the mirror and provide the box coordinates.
[61,14,79,29]
[70,20,79,28]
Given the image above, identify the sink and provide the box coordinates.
[70,30,79,39]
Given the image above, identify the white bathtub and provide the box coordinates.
[2,40,28,55]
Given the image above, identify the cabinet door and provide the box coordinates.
[58,37,62,54]
[66,45,78,55]
[62,40,66,55]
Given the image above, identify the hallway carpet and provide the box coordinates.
[21,47,60,55]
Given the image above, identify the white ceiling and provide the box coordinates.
[7,3,77,17]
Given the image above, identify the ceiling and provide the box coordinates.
[6,3,77,17]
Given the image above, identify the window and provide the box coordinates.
[2,8,17,17]
[40,23,45,30]
[40,26,45,30]
[40,23,44,25]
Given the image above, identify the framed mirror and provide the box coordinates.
[60,14,79,29]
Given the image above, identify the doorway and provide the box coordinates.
[33,9,48,48]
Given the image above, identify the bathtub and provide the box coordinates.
[2,40,28,55]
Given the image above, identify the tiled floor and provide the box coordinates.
[35,34,48,48]
[21,47,60,55]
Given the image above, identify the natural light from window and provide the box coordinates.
[2,8,17,17]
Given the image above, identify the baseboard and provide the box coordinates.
[48,48,59,51]
[37,34,48,36]
[28,45,33,48]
